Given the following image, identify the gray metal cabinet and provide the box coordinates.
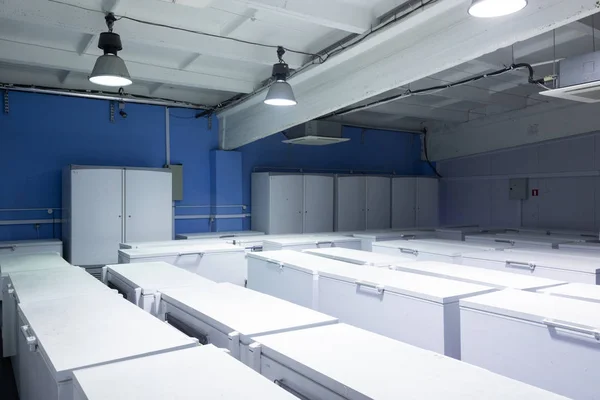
[334,175,391,232]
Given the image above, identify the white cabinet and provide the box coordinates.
[460,289,600,399]
[335,176,391,231]
[251,173,334,234]
[392,177,439,229]
[62,166,173,266]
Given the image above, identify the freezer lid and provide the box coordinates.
[159,283,338,339]
[106,262,217,294]
[71,345,297,399]
[253,324,567,400]
[178,231,265,239]
[494,233,577,245]
[352,231,433,240]
[462,251,600,274]
[559,242,600,252]
[118,243,245,259]
[303,248,415,267]
[0,239,62,249]
[371,240,497,256]
[247,250,368,275]
[230,235,299,246]
[9,267,113,304]
[18,293,197,382]
[119,238,227,249]
[539,283,600,304]
[461,289,600,329]
[0,253,70,275]
[264,235,361,246]
[318,265,495,304]
[394,261,566,290]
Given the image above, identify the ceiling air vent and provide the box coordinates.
[539,50,600,103]
[282,121,349,146]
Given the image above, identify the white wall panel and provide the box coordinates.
[489,147,538,176]
[537,136,595,173]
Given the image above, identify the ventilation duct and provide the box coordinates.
[282,121,349,146]
[539,50,600,103]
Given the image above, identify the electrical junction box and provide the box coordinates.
[509,178,528,200]
[165,164,183,201]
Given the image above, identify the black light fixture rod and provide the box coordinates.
[105,12,117,32]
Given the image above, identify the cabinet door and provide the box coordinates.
[335,176,366,231]
[366,177,391,230]
[392,178,416,229]
[71,168,123,266]
[125,169,173,242]
[304,175,334,233]
[269,175,304,234]
[416,178,439,228]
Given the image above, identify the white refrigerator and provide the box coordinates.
[391,177,439,229]
[247,324,565,400]
[62,165,173,266]
[461,289,600,399]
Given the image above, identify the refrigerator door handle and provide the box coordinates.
[399,248,418,256]
[20,325,37,352]
[495,239,515,245]
[355,280,385,294]
[266,260,285,270]
[543,319,600,341]
[505,261,536,271]
[177,251,205,257]
[274,380,311,400]
[0,245,16,252]
[315,241,334,247]
[219,235,235,239]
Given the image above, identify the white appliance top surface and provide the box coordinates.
[318,264,495,304]
[247,250,369,275]
[253,324,567,400]
[179,231,264,239]
[395,261,565,290]
[19,294,197,379]
[119,243,244,258]
[353,231,434,239]
[0,239,62,248]
[559,242,600,251]
[120,239,226,248]
[10,267,112,303]
[372,240,497,256]
[494,233,577,244]
[230,234,299,246]
[107,262,216,294]
[538,283,600,303]
[160,283,337,338]
[303,248,416,267]
[0,253,70,275]
[264,235,360,246]
[435,226,487,234]
[461,289,600,327]
[72,345,297,400]
[462,251,600,274]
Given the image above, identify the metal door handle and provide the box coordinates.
[177,252,204,257]
[249,246,263,252]
[0,245,16,251]
[400,235,416,240]
[20,325,37,352]
[165,313,206,345]
[355,280,385,294]
[219,235,235,239]
[543,319,600,341]
[505,261,536,271]
[266,260,284,270]
[316,241,333,247]
[274,380,311,400]
[495,239,515,245]
[399,248,418,256]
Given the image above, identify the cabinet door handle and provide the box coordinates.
[543,319,600,341]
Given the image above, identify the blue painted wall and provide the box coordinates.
[0,91,431,240]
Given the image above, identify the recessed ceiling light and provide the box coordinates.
[468,0,527,18]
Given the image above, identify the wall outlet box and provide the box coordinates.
[165,164,183,201]
[509,178,528,200]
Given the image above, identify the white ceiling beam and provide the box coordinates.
[0,0,306,68]
[218,0,599,150]
[220,9,257,37]
[368,102,470,123]
[58,70,72,84]
[0,39,255,93]
[427,101,600,161]
[77,34,98,55]
[230,0,373,33]
[179,53,202,70]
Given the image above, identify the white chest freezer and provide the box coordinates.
[118,243,247,286]
[3,267,113,361]
[0,253,71,298]
[460,289,600,399]
[228,235,300,253]
[304,247,414,267]
[466,233,575,249]
[175,231,264,240]
[119,238,227,249]
[557,242,600,256]
[71,345,298,400]
[371,240,500,263]
[461,251,600,284]
[435,226,506,241]
[263,235,362,251]
[247,250,371,309]
[16,294,198,400]
[247,323,567,400]
[538,283,600,304]
[155,283,337,364]
[353,230,436,251]
[316,265,495,358]
[0,239,63,257]
[101,262,217,314]
[393,261,566,291]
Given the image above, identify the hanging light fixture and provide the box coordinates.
[264,46,297,106]
[468,0,527,18]
[89,13,132,87]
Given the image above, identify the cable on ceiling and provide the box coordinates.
[422,128,442,178]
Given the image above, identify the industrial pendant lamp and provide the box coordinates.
[468,0,527,18]
[89,13,132,87]
[264,46,297,106]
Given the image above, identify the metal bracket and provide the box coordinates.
[3,90,8,114]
